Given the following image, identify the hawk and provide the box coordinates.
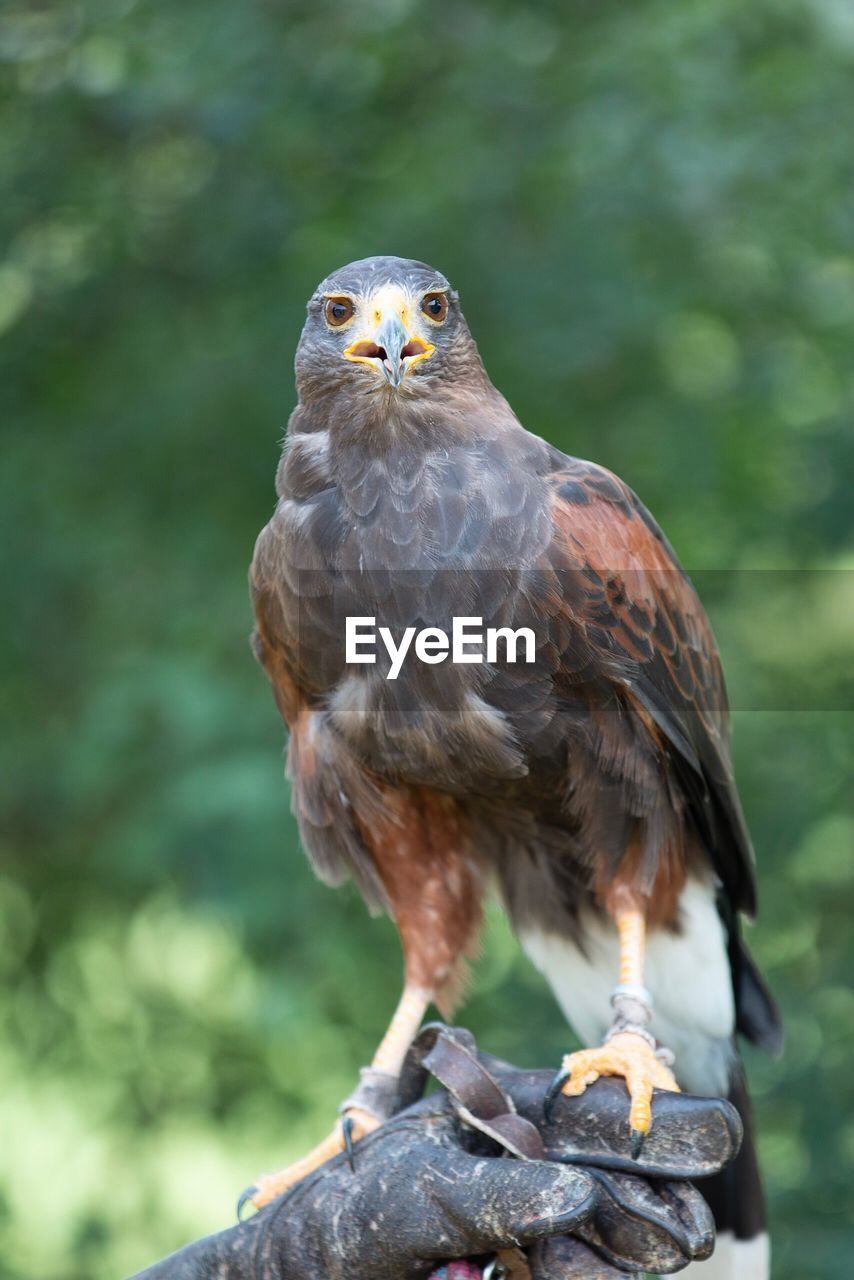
[247,256,781,1272]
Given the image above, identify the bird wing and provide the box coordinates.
[542,455,757,918]
[250,515,396,910]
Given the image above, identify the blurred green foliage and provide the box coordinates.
[1,0,852,1276]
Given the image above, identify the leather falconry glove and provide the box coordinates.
[130,1025,741,1280]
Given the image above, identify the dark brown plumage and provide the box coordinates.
[247,257,780,1265]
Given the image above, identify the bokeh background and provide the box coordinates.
[2,1,853,1276]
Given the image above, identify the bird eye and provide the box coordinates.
[324,297,355,327]
[421,292,449,323]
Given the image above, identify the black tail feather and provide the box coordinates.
[735,939,784,1057]
[700,1058,767,1243]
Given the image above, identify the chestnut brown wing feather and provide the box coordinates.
[545,458,757,917]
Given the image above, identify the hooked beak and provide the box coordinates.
[344,314,434,387]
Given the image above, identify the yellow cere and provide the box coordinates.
[341,283,436,376]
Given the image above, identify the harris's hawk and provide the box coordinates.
[247,257,781,1271]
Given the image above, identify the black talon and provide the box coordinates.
[342,1115,357,1172]
[544,1067,570,1122]
[236,1186,258,1221]
[630,1128,645,1160]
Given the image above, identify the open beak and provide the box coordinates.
[344,314,434,387]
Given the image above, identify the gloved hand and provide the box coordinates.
[130,1026,741,1280]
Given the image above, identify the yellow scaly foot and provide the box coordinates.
[548,1029,679,1156]
[239,1108,380,1214]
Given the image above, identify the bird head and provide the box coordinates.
[296,256,475,401]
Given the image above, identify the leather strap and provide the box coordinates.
[403,1024,545,1162]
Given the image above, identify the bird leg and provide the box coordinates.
[241,984,430,1213]
[546,907,679,1154]
[340,984,431,1143]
